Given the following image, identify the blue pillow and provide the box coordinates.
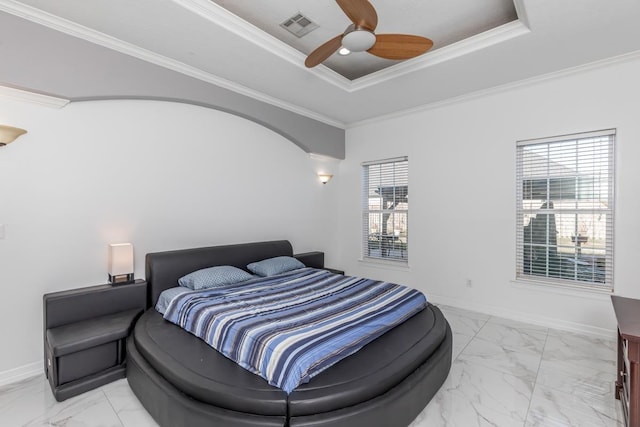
[247,256,305,277]
[178,265,254,290]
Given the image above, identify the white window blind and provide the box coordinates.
[516,129,615,290]
[362,157,408,262]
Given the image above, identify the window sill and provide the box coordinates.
[358,257,410,271]
[511,277,613,300]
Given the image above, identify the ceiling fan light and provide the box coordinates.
[338,47,351,56]
[341,30,376,52]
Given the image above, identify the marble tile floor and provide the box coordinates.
[0,305,623,427]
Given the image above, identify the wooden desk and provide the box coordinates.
[612,295,640,427]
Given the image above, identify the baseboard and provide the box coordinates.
[428,294,617,339]
[0,360,42,387]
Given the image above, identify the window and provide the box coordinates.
[362,157,408,262]
[516,129,615,290]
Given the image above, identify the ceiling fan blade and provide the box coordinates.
[367,34,434,60]
[336,0,378,31]
[305,35,343,68]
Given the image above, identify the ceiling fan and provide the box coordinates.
[304,0,434,68]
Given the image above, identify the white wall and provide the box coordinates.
[0,98,339,382]
[337,55,640,337]
[3,55,640,385]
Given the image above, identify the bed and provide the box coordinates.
[126,240,452,427]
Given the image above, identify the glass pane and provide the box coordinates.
[521,209,608,283]
[518,134,612,287]
[367,212,382,257]
[363,159,408,261]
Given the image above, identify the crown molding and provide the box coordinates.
[512,0,530,28]
[175,0,531,93]
[175,0,303,68]
[348,0,531,90]
[174,0,354,92]
[309,152,342,162]
[0,0,534,124]
[0,0,345,128]
[0,85,69,108]
[349,20,530,92]
[348,48,640,129]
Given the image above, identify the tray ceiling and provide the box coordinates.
[2,0,640,126]
[210,0,518,80]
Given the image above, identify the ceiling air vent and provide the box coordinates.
[280,13,318,38]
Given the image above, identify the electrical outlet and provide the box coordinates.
[466,278,472,288]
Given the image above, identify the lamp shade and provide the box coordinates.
[341,29,376,52]
[108,243,134,279]
[0,125,27,146]
[318,173,333,184]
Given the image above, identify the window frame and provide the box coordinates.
[362,157,409,264]
[515,129,615,291]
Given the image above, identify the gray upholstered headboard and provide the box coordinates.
[145,240,293,308]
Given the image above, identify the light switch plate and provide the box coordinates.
[0,224,5,239]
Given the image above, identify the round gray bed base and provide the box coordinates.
[128,241,453,426]
[289,324,452,427]
[126,324,452,427]
[127,336,286,427]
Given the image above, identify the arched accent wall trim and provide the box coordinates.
[0,11,345,159]
[72,95,344,159]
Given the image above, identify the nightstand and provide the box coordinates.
[43,279,146,401]
[294,251,344,275]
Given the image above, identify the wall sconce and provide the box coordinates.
[318,174,333,184]
[0,125,27,147]
[108,243,134,285]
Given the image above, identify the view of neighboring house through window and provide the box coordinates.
[516,130,615,290]
[362,157,408,262]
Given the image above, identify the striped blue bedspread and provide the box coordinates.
[163,267,427,393]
